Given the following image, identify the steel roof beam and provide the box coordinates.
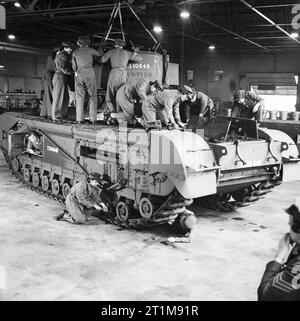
[240,0,300,46]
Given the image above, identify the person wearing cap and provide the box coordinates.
[115,78,162,123]
[40,47,58,118]
[51,41,73,121]
[101,38,143,115]
[56,173,108,224]
[182,86,214,124]
[72,35,103,124]
[141,86,188,129]
[232,89,265,122]
[257,198,300,301]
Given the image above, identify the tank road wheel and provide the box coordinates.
[32,173,40,188]
[139,197,154,219]
[41,176,50,191]
[23,168,31,183]
[116,201,131,223]
[12,158,19,172]
[62,183,71,199]
[51,179,60,196]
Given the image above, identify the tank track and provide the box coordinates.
[197,180,281,212]
[1,146,193,230]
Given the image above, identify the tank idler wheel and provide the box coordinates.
[32,173,40,188]
[12,158,19,172]
[41,176,50,191]
[139,197,155,219]
[23,168,31,183]
[116,201,131,223]
[51,179,60,196]
[62,183,71,199]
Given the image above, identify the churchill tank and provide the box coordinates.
[1,112,299,231]
[0,112,219,230]
[188,115,300,210]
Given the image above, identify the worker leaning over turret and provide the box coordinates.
[101,39,142,116]
[182,85,214,124]
[141,86,189,129]
[232,89,265,122]
[115,78,162,122]
[72,35,103,124]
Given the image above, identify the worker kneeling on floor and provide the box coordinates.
[56,173,108,224]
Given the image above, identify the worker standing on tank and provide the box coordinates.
[40,48,58,118]
[115,78,162,122]
[141,86,188,129]
[51,41,73,122]
[56,173,108,224]
[72,35,103,124]
[101,39,143,116]
[232,89,265,122]
[258,198,300,301]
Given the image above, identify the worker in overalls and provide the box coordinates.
[183,85,214,129]
[258,198,300,301]
[115,78,162,123]
[56,173,108,224]
[232,90,265,122]
[52,41,73,121]
[141,87,188,129]
[101,39,142,115]
[40,48,58,118]
[72,35,102,124]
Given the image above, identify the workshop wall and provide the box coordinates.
[0,51,47,95]
[184,51,300,102]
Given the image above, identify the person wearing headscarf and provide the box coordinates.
[232,89,265,122]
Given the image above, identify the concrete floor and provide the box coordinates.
[0,152,298,301]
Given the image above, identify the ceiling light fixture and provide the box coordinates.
[180,10,190,19]
[153,25,162,34]
[14,2,21,7]
[8,34,15,40]
[291,32,299,38]
[209,45,216,50]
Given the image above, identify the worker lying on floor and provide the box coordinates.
[141,86,189,129]
[56,173,108,224]
[232,90,265,122]
[101,38,142,116]
[115,78,162,123]
[258,198,300,301]
[26,131,43,156]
